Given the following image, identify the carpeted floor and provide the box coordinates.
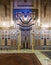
[0,53,41,65]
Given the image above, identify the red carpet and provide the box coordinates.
[0,53,41,65]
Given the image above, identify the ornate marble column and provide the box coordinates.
[18,30,21,50]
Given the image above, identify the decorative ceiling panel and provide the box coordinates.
[13,0,34,8]
[13,9,38,31]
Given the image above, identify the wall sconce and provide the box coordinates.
[37,18,40,26]
[2,21,10,27]
[3,22,6,26]
[11,20,14,27]
[41,24,49,29]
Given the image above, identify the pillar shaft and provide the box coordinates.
[32,34,34,50]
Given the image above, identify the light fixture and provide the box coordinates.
[37,18,40,23]
[24,17,27,21]
[2,21,10,27]
[37,18,40,26]
[11,21,14,25]
[11,20,14,26]
[3,22,6,26]
[41,24,49,28]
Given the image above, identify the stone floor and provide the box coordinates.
[41,51,51,59]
